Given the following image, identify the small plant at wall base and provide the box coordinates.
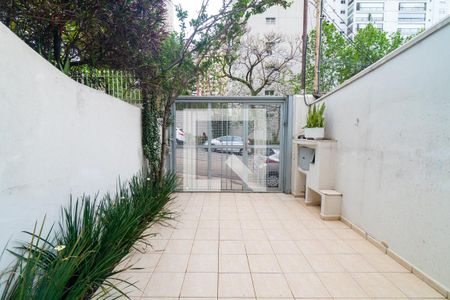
[305,103,326,140]
[0,172,177,300]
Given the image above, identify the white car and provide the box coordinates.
[206,135,247,155]
[176,128,185,145]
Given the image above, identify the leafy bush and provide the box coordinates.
[305,103,326,128]
[0,172,177,300]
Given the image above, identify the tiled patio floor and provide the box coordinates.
[119,193,443,299]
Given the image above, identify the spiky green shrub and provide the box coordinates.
[305,103,326,128]
[0,172,177,300]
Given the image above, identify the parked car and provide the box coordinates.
[254,148,280,188]
[205,135,248,155]
[176,128,185,145]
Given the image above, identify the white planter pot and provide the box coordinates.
[304,127,325,139]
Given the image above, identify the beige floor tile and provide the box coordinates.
[115,272,152,297]
[277,254,313,273]
[198,219,219,229]
[145,238,169,254]
[248,254,281,273]
[363,254,409,273]
[296,240,329,254]
[265,228,292,241]
[333,228,364,240]
[242,229,268,240]
[384,273,444,298]
[321,239,356,254]
[352,273,406,298]
[335,254,377,272]
[171,228,196,240]
[219,254,250,273]
[270,241,301,254]
[220,240,246,254]
[200,211,219,220]
[318,273,368,298]
[147,226,174,240]
[245,240,274,254]
[240,219,262,229]
[220,220,241,229]
[143,272,184,297]
[127,253,161,272]
[187,254,218,273]
[195,228,219,240]
[127,194,443,300]
[302,220,328,229]
[285,273,331,298]
[174,220,199,229]
[220,228,243,240]
[305,254,346,272]
[218,273,255,298]
[288,228,316,240]
[164,239,193,254]
[252,273,293,298]
[261,220,284,229]
[309,229,340,240]
[191,240,218,254]
[155,254,189,272]
[180,273,217,297]
[347,240,384,254]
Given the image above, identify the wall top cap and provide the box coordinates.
[320,190,342,196]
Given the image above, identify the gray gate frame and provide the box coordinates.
[169,96,293,193]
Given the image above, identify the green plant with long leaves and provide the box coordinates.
[306,103,326,128]
[0,172,177,300]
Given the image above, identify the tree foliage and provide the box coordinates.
[220,32,301,96]
[295,21,410,94]
[0,0,167,72]
[148,0,292,179]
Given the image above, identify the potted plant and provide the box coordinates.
[304,103,326,139]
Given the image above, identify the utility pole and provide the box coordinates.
[300,0,308,94]
[313,0,323,98]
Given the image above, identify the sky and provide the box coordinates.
[171,0,223,30]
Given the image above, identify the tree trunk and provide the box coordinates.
[141,83,161,179]
[157,109,170,180]
[53,24,62,68]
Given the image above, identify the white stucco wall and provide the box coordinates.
[0,24,143,263]
[294,18,450,290]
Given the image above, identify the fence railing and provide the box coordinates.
[70,69,143,106]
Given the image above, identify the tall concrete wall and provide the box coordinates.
[294,18,450,290]
[0,24,143,263]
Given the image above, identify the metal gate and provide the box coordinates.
[169,96,293,193]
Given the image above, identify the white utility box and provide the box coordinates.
[292,139,342,219]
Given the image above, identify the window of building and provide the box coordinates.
[357,22,383,30]
[340,10,346,14]
[355,13,384,22]
[399,2,426,12]
[341,0,346,3]
[265,17,276,24]
[265,90,275,96]
[398,12,426,22]
[356,2,384,12]
[398,26,424,35]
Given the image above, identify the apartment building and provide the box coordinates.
[227,0,316,96]
[345,0,450,36]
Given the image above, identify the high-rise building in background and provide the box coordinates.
[327,0,450,37]
[188,0,449,96]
